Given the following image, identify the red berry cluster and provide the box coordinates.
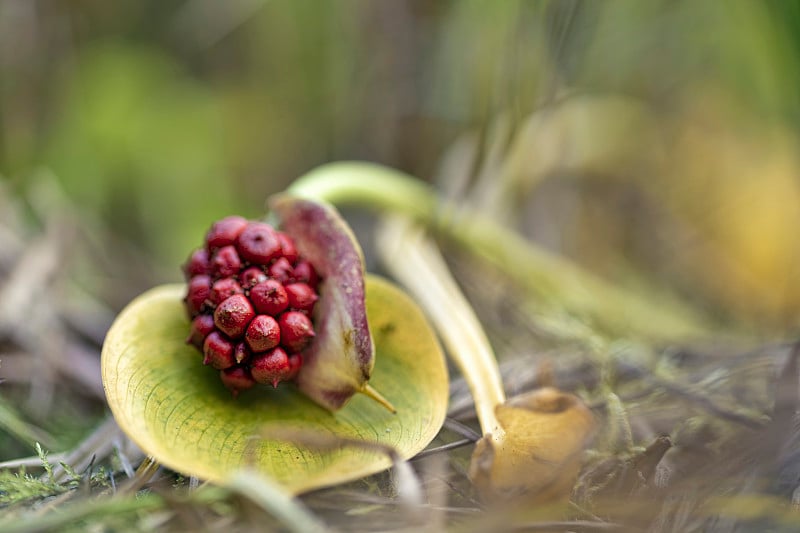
[182,216,320,397]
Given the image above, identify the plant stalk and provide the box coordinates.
[288,161,710,342]
[376,216,506,441]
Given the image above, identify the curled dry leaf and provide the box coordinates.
[101,276,448,492]
[469,387,597,503]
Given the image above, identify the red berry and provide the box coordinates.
[214,294,255,339]
[183,248,210,278]
[277,232,299,263]
[239,266,267,289]
[209,278,244,306]
[245,315,281,353]
[234,342,252,364]
[285,283,318,313]
[211,245,242,279]
[268,257,293,284]
[186,314,215,349]
[236,222,281,264]
[250,280,289,316]
[287,353,303,380]
[251,347,292,387]
[206,216,248,250]
[279,311,315,353]
[185,215,324,396]
[203,331,235,370]
[292,260,319,289]
[220,366,256,397]
[185,275,211,317]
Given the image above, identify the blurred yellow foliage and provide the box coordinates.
[663,88,800,330]
[491,86,800,332]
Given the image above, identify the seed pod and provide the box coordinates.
[270,194,374,411]
[181,201,380,408]
[184,215,320,393]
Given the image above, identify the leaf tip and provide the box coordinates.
[361,384,397,414]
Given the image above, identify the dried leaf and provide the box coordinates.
[469,387,596,503]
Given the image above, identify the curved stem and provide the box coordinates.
[288,162,438,220]
[288,161,709,342]
[376,217,506,440]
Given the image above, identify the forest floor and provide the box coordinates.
[1,180,799,533]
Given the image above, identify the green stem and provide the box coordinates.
[288,162,438,220]
[289,161,710,342]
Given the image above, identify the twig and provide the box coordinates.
[412,440,474,460]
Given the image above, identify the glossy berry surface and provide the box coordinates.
[187,314,216,349]
[206,216,248,249]
[251,347,292,387]
[209,278,244,306]
[185,275,211,318]
[213,294,255,339]
[183,248,210,278]
[219,366,256,397]
[203,331,235,370]
[183,216,321,396]
[250,279,289,316]
[211,245,242,278]
[236,222,282,264]
[278,311,315,353]
[239,266,267,289]
[245,314,281,353]
[284,283,318,314]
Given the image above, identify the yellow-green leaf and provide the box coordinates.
[101,276,448,493]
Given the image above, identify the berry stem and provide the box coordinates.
[377,216,506,442]
[288,161,710,342]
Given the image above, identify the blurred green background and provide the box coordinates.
[1,0,799,329]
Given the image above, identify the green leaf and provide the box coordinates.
[101,276,448,493]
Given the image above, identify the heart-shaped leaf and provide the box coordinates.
[101,276,448,493]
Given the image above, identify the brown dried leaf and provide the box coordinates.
[469,387,597,504]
